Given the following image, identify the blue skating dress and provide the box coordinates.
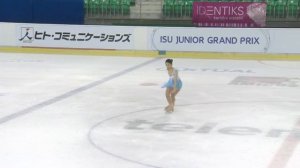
[162,68,182,89]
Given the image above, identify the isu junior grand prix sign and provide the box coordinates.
[192,2,267,28]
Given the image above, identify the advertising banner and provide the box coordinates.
[151,27,270,53]
[0,22,296,54]
[192,2,267,28]
[16,24,134,50]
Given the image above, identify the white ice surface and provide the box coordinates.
[0,52,300,168]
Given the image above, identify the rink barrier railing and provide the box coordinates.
[1,22,300,60]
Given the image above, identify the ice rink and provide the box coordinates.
[0,52,300,168]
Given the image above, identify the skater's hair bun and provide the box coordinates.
[165,59,173,64]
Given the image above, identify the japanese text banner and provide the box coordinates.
[17,24,134,50]
[192,2,266,28]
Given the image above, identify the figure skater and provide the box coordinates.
[162,59,182,113]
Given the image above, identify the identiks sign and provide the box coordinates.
[192,2,267,27]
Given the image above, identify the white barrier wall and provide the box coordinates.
[0,23,17,46]
[267,29,300,54]
[1,22,300,54]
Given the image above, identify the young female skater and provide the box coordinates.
[162,59,182,113]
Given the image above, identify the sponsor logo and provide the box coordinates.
[230,76,300,87]
[124,119,300,139]
[19,27,34,43]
